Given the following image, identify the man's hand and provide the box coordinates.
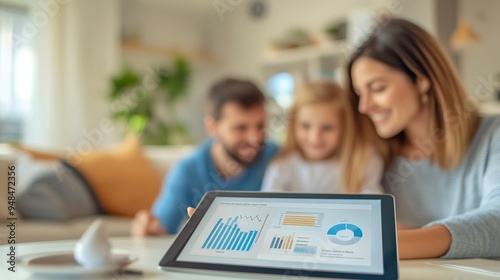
[131,210,167,236]
[187,207,195,217]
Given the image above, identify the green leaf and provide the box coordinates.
[129,114,148,134]
[109,66,141,99]
[107,58,192,145]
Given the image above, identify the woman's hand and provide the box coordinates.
[397,225,451,259]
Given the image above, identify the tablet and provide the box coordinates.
[159,191,398,279]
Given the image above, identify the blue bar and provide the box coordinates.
[222,216,238,250]
[228,228,241,250]
[238,231,251,251]
[231,232,243,250]
[212,219,230,249]
[222,223,238,250]
[206,219,223,249]
[236,232,248,251]
[274,237,281,249]
[278,239,283,249]
[270,236,276,249]
[241,230,253,251]
[215,218,232,249]
[202,218,222,249]
[245,231,257,251]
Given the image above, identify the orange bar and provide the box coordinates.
[284,222,316,226]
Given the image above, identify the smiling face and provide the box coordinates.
[294,102,342,161]
[209,102,266,165]
[351,56,426,138]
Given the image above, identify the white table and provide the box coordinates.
[1,237,499,279]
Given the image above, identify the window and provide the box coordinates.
[267,72,295,109]
[0,4,33,142]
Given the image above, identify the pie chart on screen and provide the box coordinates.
[327,223,363,245]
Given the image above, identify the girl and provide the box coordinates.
[262,80,384,194]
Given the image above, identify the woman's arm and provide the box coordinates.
[423,200,500,258]
[398,225,451,259]
[419,124,500,259]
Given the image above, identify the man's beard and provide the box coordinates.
[221,140,265,166]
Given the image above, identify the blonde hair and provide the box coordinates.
[345,18,480,169]
[277,80,376,193]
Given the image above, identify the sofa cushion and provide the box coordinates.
[17,161,103,221]
[69,135,163,217]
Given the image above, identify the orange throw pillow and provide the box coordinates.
[70,135,163,216]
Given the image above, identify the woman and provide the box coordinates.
[344,18,500,259]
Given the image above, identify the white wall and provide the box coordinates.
[121,0,226,143]
[187,0,447,143]
[459,0,500,100]
[121,0,423,143]
[207,0,381,81]
[21,0,121,149]
[116,0,500,145]
[397,0,437,36]
[204,0,444,89]
[209,0,500,104]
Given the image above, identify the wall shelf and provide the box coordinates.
[261,41,350,66]
[122,39,216,63]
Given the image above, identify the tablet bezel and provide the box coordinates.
[159,191,398,280]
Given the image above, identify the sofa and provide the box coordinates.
[0,144,193,243]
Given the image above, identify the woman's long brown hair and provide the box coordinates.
[344,18,480,170]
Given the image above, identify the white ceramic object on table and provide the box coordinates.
[74,219,111,267]
[18,219,137,276]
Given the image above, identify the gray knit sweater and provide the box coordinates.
[382,116,500,258]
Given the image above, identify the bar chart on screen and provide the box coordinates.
[267,233,318,255]
[201,214,268,252]
[278,211,324,228]
[269,233,294,252]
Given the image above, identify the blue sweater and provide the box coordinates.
[152,139,279,234]
[383,116,500,258]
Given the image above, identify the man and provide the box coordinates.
[131,78,279,236]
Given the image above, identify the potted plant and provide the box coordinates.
[108,57,191,145]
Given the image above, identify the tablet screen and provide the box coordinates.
[177,196,384,275]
